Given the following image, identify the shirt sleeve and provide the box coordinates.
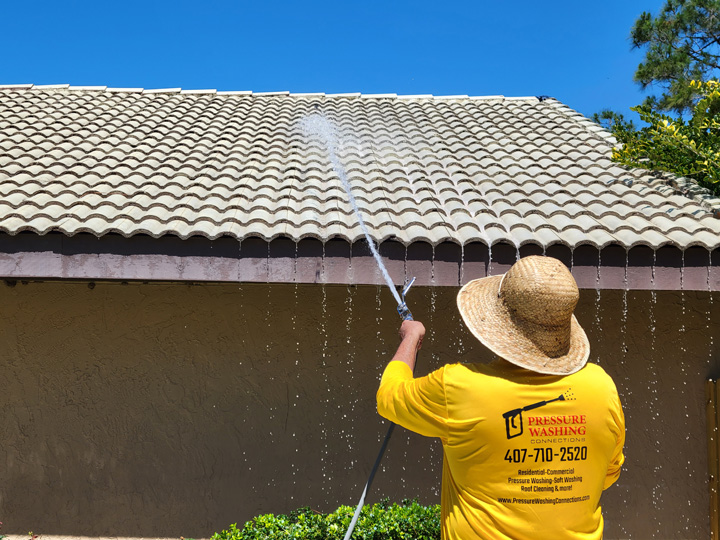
[603,389,626,490]
[376,361,450,440]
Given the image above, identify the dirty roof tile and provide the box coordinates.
[0,87,717,251]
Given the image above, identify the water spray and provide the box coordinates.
[300,112,403,306]
[300,112,417,539]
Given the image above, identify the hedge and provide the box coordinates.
[211,499,441,540]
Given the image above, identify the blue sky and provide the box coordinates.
[3,0,666,123]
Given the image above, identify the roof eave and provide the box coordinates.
[1,232,717,291]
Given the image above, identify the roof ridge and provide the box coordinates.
[653,171,720,216]
[0,84,542,102]
[541,99,720,215]
[543,98,617,147]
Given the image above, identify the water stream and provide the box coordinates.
[301,113,402,307]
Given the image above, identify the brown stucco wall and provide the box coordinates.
[0,280,717,539]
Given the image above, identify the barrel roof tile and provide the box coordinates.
[0,86,718,250]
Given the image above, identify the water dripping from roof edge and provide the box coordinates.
[292,241,301,360]
[623,248,629,290]
[321,241,326,285]
[620,248,630,391]
[678,250,690,452]
[680,248,685,292]
[237,238,243,284]
[266,241,271,283]
[431,245,436,284]
[319,278,330,499]
[708,249,714,369]
[375,285,386,377]
[594,247,602,364]
[321,283,328,361]
[487,243,493,277]
[708,248,713,290]
[292,285,299,361]
[647,254,663,527]
[348,241,354,286]
[430,282,438,328]
[265,282,272,358]
[651,248,657,287]
[294,241,299,281]
[343,289,359,461]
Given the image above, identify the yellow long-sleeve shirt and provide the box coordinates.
[377,360,625,540]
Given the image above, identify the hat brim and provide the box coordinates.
[457,275,590,375]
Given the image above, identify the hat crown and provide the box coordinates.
[500,256,578,327]
[456,255,589,375]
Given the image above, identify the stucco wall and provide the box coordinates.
[0,280,717,539]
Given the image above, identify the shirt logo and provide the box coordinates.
[502,390,573,439]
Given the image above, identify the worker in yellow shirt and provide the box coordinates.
[377,255,625,540]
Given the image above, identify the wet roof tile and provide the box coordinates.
[0,86,719,250]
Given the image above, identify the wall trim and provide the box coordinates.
[0,233,718,291]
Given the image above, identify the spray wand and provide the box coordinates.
[300,113,420,539]
[342,277,416,540]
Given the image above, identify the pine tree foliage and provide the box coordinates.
[591,110,636,134]
[632,0,720,114]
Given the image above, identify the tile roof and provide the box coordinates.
[0,85,719,251]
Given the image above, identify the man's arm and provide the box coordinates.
[376,320,449,440]
[391,320,425,372]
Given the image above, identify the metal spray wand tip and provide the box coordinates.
[397,276,416,321]
[401,276,416,298]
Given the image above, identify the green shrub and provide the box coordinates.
[611,80,720,197]
[211,499,440,540]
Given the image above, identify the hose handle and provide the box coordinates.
[397,303,413,321]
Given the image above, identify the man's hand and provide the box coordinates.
[392,320,426,372]
[399,320,425,351]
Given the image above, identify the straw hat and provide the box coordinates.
[457,255,589,375]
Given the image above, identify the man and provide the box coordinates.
[377,255,625,540]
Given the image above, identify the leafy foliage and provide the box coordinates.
[631,0,720,114]
[611,80,720,195]
[211,499,441,540]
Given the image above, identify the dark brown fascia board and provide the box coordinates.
[0,232,718,291]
